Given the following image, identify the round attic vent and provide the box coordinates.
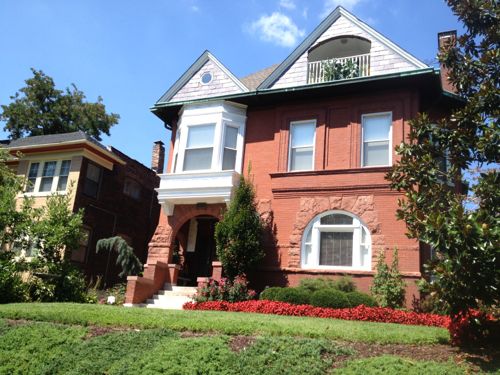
[201,72,212,85]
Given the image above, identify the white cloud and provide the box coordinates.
[249,12,305,47]
[190,5,200,12]
[302,7,308,19]
[321,0,362,17]
[279,0,296,10]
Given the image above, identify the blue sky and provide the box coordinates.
[0,0,463,167]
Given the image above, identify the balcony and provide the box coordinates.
[156,170,240,216]
[307,53,371,84]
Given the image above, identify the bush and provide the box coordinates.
[371,249,406,308]
[274,288,311,305]
[310,289,350,309]
[346,291,377,307]
[193,276,256,303]
[259,287,283,301]
[0,252,27,303]
[333,276,356,293]
[298,278,336,293]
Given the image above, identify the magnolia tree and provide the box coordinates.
[387,0,499,342]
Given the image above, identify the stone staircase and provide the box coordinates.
[144,284,197,310]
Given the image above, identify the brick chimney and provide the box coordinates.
[438,30,457,93]
[151,140,165,174]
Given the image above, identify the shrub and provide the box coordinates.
[371,248,406,308]
[310,289,350,309]
[0,251,27,303]
[259,287,283,301]
[215,175,264,280]
[346,291,377,307]
[274,288,311,305]
[193,276,256,303]
[96,236,142,278]
[298,278,336,293]
[333,276,356,293]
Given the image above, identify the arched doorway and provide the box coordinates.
[175,215,218,285]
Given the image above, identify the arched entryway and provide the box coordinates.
[174,215,219,286]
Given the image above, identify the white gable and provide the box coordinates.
[267,9,427,89]
[157,51,248,104]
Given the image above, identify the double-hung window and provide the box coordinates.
[362,113,392,167]
[222,125,238,171]
[302,211,371,270]
[183,124,215,171]
[25,160,72,193]
[289,120,316,171]
[83,163,102,198]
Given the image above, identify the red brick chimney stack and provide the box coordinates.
[151,140,165,174]
[438,30,457,93]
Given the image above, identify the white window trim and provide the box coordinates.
[24,158,72,196]
[301,210,372,271]
[180,123,217,172]
[288,119,316,172]
[361,111,393,167]
[173,102,246,174]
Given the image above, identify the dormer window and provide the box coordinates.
[308,36,371,83]
[171,101,246,174]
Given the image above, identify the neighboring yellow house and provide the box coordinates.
[2,131,161,284]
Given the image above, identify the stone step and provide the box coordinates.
[145,294,192,310]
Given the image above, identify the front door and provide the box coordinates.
[183,217,217,285]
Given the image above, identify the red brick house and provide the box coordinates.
[125,6,459,305]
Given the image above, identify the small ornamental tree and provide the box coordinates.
[370,249,406,308]
[215,175,264,280]
[96,236,142,278]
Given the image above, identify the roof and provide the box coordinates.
[3,131,105,151]
[240,64,279,90]
[1,131,125,165]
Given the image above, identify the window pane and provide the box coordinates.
[363,114,391,142]
[224,126,238,149]
[39,177,53,192]
[59,160,71,176]
[304,244,312,266]
[42,161,57,177]
[363,141,389,166]
[86,164,101,182]
[183,148,213,171]
[28,163,39,178]
[186,125,215,148]
[321,214,353,225]
[320,232,353,266]
[222,148,237,170]
[290,147,313,171]
[291,122,315,148]
[57,176,68,191]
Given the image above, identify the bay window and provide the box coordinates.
[302,211,371,270]
[222,125,238,171]
[362,112,392,167]
[289,120,316,171]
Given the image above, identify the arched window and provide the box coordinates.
[301,211,371,270]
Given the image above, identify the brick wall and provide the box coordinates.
[73,150,160,285]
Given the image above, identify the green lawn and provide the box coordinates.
[0,303,448,345]
[0,303,496,374]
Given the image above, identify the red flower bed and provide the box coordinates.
[183,300,450,328]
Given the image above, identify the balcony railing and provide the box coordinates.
[307,53,371,84]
